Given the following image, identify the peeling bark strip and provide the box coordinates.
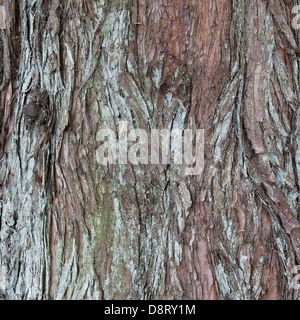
[0,0,299,300]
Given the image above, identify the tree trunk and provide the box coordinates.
[0,0,300,300]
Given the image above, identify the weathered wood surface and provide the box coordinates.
[0,0,299,300]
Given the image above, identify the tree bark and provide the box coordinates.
[0,0,300,300]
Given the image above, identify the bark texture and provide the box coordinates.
[0,0,300,300]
